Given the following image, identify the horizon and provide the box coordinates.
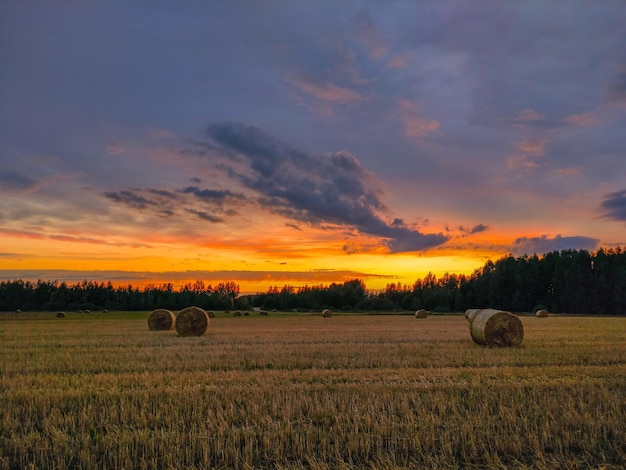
[1,2,625,293]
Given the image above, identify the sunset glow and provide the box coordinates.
[1,2,624,294]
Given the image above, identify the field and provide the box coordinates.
[1,311,625,469]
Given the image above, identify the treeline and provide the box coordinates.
[1,248,625,315]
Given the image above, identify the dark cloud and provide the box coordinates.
[600,189,626,221]
[102,190,156,210]
[179,186,246,204]
[470,224,489,234]
[184,209,224,223]
[102,185,242,222]
[511,234,599,256]
[204,122,448,252]
[0,169,37,192]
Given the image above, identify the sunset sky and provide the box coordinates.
[1,1,625,293]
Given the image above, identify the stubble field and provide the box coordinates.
[1,311,625,469]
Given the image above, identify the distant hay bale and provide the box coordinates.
[260,310,269,316]
[16,308,21,313]
[243,311,249,316]
[322,309,333,317]
[233,310,242,317]
[415,309,428,319]
[467,308,524,347]
[102,309,108,313]
[292,308,298,312]
[148,309,176,331]
[206,310,216,318]
[56,311,65,318]
[175,306,209,336]
[535,309,549,318]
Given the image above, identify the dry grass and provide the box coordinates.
[1,312,625,469]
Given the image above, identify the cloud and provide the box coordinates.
[515,139,546,155]
[600,189,626,222]
[203,122,448,252]
[179,186,246,204]
[183,209,224,223]
[0,170,38,192]
[289,71,364,105]
[0,228,150,248]
[469,224,489,234]
[511,234,599,256]
[102,190,156,210]
[102,184,248,222]
[509,108,545,125]
[352,8,388,59]
[563,113,598,128]
[398,99,440,138]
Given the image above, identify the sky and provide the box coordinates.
[1,1,625,293]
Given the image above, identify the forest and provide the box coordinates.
[1,248,625,315]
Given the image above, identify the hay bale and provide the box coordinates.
[102,309,108,313]
[16,308,21,313]
[260,310,269,316]
[535,309,549,318]
[243,311,249,316]
[233,310,242,317]
[467,308,524,347]
[322,309,333,317]
[148,309,176,331]
[415,309,428,319]
[207,310,216,318]
[56,311,65,318]
[175,306,209,336]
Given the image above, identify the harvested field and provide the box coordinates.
[1,312,625,469]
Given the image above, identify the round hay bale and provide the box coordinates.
[260,310,268,316]
[243,311,249,316]
[233,310,242,317]
[56,311,66,318]
[415,309,428,319]
[16,308,21,313]
[175,306,209,336]
[148,309,176,331]
[322,309,333,317]
[468,308,524,347]
[535,309,549,318]
[102,309,108,313]
[206,310,216,318]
